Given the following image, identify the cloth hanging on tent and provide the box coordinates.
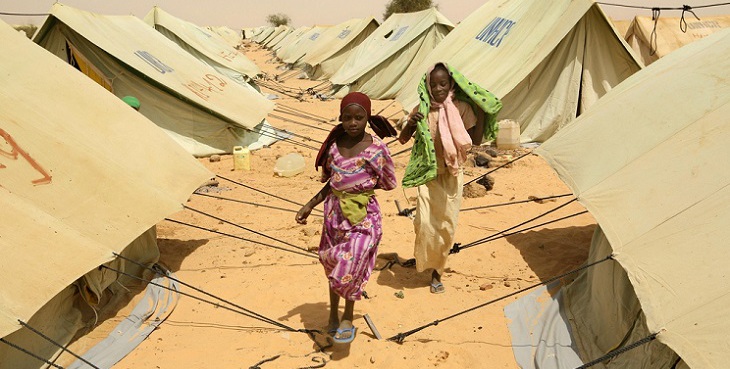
[402,64,502,188]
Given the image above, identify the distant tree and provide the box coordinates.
[266,13,291,27]
[383,0,435,20]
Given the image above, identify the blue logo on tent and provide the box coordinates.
[338,29,352,39]
[134,51,174,74]
[309,33,320,41]
[475,17,516,47]
[390,26,409,41]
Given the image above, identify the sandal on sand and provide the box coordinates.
[333,322,357,344]
[430,281,445,294]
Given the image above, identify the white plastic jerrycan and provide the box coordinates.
[233,146,251,171]
[274,153,305,177]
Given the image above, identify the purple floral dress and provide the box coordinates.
[319,136,397,301]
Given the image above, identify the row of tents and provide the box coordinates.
[32,3,279,157]
[250,1,729,145]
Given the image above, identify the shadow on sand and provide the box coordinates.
[157,238,210,272]
[504,224,596,281]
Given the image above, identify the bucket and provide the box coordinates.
[233,146,251,171]
[274,153,305,177]
[496,120,520,150]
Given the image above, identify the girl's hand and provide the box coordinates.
[295,205,313,224]
[407,112,424,128]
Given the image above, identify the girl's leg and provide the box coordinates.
[328,287,340,333]
[431,269,441,284]
[334,299,356,341]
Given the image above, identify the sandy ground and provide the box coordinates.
[64,42,597,369]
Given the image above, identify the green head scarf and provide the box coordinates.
[401,63,502,188]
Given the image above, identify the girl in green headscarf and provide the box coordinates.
[398,62,501,294]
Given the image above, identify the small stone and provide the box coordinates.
[394,290,405,299]
[484,147,499,157]
[209,154,221,162]
[463,182,488,198]
[370,357,376,364]
[503,281,511,287]
[480,283,493,291]
[243,248,255,257]
[475,152,491,167]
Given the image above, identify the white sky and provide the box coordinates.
[1,0,729,28]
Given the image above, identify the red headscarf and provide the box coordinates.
[315,92,396,176]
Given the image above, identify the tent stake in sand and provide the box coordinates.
[364,314,382,340]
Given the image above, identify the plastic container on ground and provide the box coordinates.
[233,146,251,171]
[496,120,520,150]
[274,153,305,177]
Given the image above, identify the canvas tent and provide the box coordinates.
[396,0,642,143]
[298,17,379,80]
[260,25,289,46]
[508,26,730,369]
[252,26,277,44]
[264,26,293,49]
[144,6,260,81]
[34,3,276,157]
[276,25,333,64]
[329,7,453,100]
[609,17,632,38]
[0,19,211,368]
[271,25,312,52]
[624,14,730,65]
[206,25,242,48]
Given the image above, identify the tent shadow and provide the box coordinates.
[373,253,429,291]
[157,238,209,273]
[504,225,595,281]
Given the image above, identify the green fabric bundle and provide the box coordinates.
[331,189,375,225]
[402,65,502,188]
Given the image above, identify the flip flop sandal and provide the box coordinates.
[333,326,357,344]
[430,281,445,294]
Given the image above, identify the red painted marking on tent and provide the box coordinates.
[182,74,229,101]
[0,128,52,185]
[218,50,238,62]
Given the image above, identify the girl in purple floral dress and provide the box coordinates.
[296,92,397,344]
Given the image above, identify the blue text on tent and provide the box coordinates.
[390,26,409,41]
[134,51,174,74]
[475,17,516,47]
[338,29,352,39]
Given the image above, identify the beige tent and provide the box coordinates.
[264,26,293,49]
[624,14,730,65]
[34,3,276,157]
[0,19,211,368]
[261,25,289,46]
[531,27,730,369]
[206,25,242,48]
[396,0,642,143]
[609,17,632,38]
[271,25,312,52]
[144,6,260,81]
[252,26,275,43]
[298,17,379,80]
[276,25,333,64]
[330,7,454,100]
